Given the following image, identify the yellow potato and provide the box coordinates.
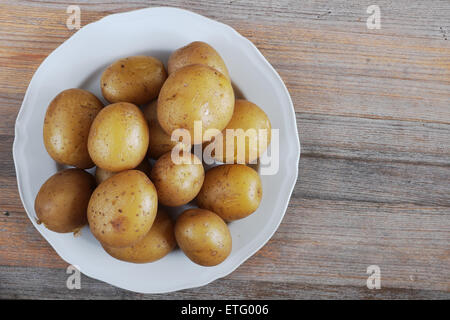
[143,100,191,159]
[34,168,96,233]
[43,88,104,169]
[175,208,232,266]
[168,41,229,79]
[196,164,262,221]
[150,151,204,207]
[88,102,149,172]
[102,209,176,263]
[209,99,271,164]
[157,64,234,144]
[95,159,152,185]
[101,56,167,105]
[87,170,158,248]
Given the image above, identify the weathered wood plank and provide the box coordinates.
[1,266,449,299]
[9,0,450,41]
[231,199,450,292]
[298,113,450,165]
[295,156,450,206]
[1,1,449,121]
[1,197,449,291]
[0,203,68,269]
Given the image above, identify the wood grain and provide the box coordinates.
[0,0,449,299]
[1,266,448,300]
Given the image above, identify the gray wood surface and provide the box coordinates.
[0,0,449,299]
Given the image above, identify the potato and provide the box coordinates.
[102,209,176,263]
[175,208,231,266]
[95,158,152,185]
[95,167,115,185]
[101,56,167,105]
[87,170,158,248]
[209,99,271,164]
[168,41,229,79]
[43,88,103,169]
[157,64,234,144]
[150,152,204,206]
[196,164,262,221]
[34,168,96,233]
[143,100,191,159]
[88,102,149,172]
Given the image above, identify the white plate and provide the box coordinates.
[13,7,300,294]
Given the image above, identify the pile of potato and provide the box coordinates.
[34,41,271,267]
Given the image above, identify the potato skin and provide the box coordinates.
[95,159,152,185]
[143,100,191,159]
[88,102,149,172]
[34,168,96,233]
[196,164,262,221]
[43,89,104,169]
[150,152,204,207]
[168,41,229,79]
[102,209,176,263]
[211,99,271,164]
[157,64,235,144]
[175,208,231,266]
[87,170,158,248]
[101,56,167,105]
[94,166,116,185]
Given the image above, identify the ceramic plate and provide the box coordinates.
[13,7,300,293]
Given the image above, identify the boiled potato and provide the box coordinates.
[150,151,204,207]
[101,56,167,105]
[175,208,232,266]
[168,41,229,79]
[157,64,234,144]
[102,209,176,263]
[94,166,115,185]
[34,168,96,233]
[143,100,191,159]
[196,164,262,221]
[87,170,158,248]
[43,88,104,169]
[95,158,152,185]
[88,102,149,172]
[209,99,271,164]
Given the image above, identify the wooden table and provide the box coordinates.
[1,0,449,299]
